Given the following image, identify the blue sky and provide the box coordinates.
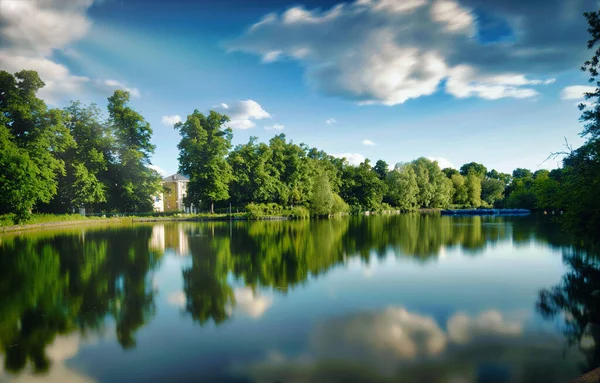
[0,0,596,174]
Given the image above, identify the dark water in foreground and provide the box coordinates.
[0,215,599,383]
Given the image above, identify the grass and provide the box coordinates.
[0,213,105,227]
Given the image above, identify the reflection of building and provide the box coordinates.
[149,224,189,256]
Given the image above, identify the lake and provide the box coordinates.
[0,214,598,382]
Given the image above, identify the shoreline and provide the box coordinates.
[0,208,450,234]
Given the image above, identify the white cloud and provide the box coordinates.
[167,291,186,308]
[326,118,337,125]
[97,79,141,98]
[426,156,455,169]
[332,153,366,166]
[313,307,447,363]
[0,0,140,105]
[229,287,273,319]
[229,0,585,105]
[447,310,523,344]
[162,114,182,126]
[265,123,284,131]
[561,85,596,100]
[362,139,376,146]
[215,100,272,129]
[241,308,534,381]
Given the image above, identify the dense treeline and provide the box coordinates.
[0,71,162,222]
[1,11,599,240]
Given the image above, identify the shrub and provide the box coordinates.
[331,194,349,215]
[289,206,310,220]
[245,202,285,220]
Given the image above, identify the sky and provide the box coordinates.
[0,0,597,175]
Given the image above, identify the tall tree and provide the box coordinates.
[373,160,389,180]
[45,102,113,213]
[385,164,419,211]
[465,172,482,208]
[310,171,335,216]
[176,110,233,213]
[459,162,487,178]
[0,70,74,222]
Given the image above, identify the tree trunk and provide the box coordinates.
[211,202,214,214]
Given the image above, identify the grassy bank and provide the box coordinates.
[0,213,105,227]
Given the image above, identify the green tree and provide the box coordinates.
[107,90,161,212]
[310,171,335,216]
[0,70,74,222]
[450,173,468,205]
[465,172,482,208]
[45,102,113,213]
[339,159,384,211]
[228,137,279,205]
[373,160,389,180]
[385,164,419,211]
[460,162,487,178]
[176,110,233,213]
[481,178,505,207]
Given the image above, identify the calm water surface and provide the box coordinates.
[1,215,598,382]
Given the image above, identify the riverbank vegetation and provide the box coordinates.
[1,12,599,241]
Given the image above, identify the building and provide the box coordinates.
[163,174,190,212]
[152,193,164,212]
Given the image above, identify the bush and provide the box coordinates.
[331,194,349,215]
[245,203,285,220]
[349,204,363,215]
[288,206,310,220]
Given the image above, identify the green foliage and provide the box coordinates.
[176,110,233,213]
[465,172,482,208]
[310,172,335,216]
[373,160,389,180]
[481,178,505,206]
[107,91,161,213]
[410,158,452,209]
[289,206,310,219]
[332,193,350,215]
[460,162,487,178]
[245,202,286,220]
[385,164,419,211]
[450,174,468,205]
[339,159,384,211]
[0,71,76,222]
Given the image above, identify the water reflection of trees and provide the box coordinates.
[0,214,582,375]
[0,227,162,373]
[537,246,600,376]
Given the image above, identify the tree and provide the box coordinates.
[228,137,279,205]
[465,172,482,208]
[107,90,161,212]
[310,171,335,216]
[487,169,512,186]
[373,160,389,180]
[442,168,460,178]
[450,174,468,205]
[411,158,452,208]
[385,164,419,211]
[0,70,74,222]
[339,159,384,211]
[176,110,233,213]
[481,178,505,207]
[45,102,113,213]
[512,168,533,179]
[460,162,487,179]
